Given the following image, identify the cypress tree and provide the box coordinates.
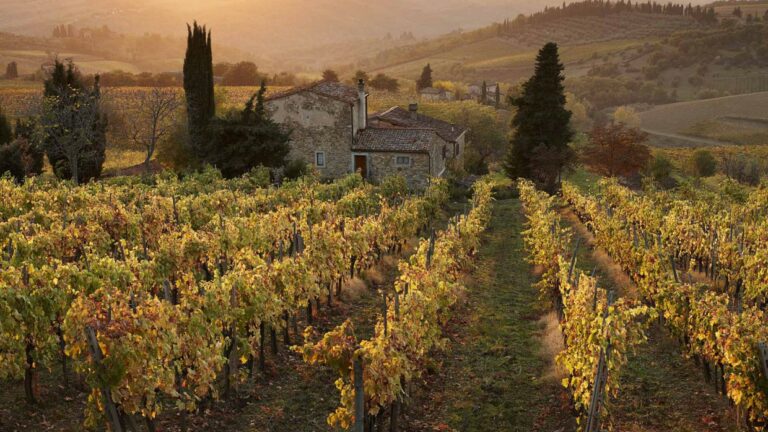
[504,42,574,193]
[183,22,215,160]
[495,85,501,108]
[5,62,18,79]
[481,80,487,104]
[416,63,433,91]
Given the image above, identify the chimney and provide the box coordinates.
[358,79,367,130]
[408,102,418,120]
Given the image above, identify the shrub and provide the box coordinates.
[691,149,717,177]
[283,159,309,180]
[0,141,25,182]
[379,175,409,200]
[648,155,677,189]
[156,118,197,171]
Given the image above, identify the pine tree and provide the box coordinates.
[205,81,290,178]
[495,85,501,108]
[504,42,574,193]
[481,81,487,103]
[416,63,433,91]
[183,22,215,160]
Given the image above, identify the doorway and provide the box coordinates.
[353,154,368,178]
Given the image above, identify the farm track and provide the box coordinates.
[643,128,731,148]
[560,206,740,432]
[411,199,575,432]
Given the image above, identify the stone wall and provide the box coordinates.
[266,92,356,179]
[367,151,432,190]
[429,134,448,177]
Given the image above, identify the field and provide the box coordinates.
[638,92,768,147]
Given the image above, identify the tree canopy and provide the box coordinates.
[582,122,651,177]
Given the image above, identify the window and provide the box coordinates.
[395,155,411,167]
[315,151,326,167]
[455,142,460,157]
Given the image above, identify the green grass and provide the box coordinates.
[420,199,575,431]
[564,167,603,194]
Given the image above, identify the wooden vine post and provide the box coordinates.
[353,355,365,432]
[86,326,124,432]
[585,292,614,432]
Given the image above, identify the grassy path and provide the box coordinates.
[561,206,740,432]
[412,199,575,432]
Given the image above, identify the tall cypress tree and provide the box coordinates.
[504,42,574,193]
[5,62,18,79]
[183,22,215,160]
[481,80,487,103]
[416,63,433,91]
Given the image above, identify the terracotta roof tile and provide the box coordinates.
[370,106,466,142]
[353,127,436,153]
[265,80,360,104]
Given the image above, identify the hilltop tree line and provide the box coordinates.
[496,0,718,34]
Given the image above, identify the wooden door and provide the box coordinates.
[354,155,368,178]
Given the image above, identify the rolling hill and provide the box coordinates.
[358,12,704,83]
[0,0,583,65]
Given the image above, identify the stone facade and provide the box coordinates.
[266,91,358,180]
[367,152,432,190]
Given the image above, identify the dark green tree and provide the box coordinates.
[41,60,107,183]
[481,81,487,104]
[5,62,18,79]
[204,82,290,178]
[416,63,433,91]
[351,70,369,85]
[0,115,44,182]
[14,118,44,176]
[183,22,215,160]
[0,110,11,145]
[221,61,261,86]
[0,141,25,182]
[495,85,501,108]
[322,69,339,82]
[504,42,574,193]
[369,73,399,92]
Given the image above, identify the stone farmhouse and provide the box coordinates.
[265,80,467,189]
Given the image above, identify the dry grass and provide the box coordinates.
[538,311,566,381]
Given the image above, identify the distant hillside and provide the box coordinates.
[358,12,704,83]
[0,27,249,76]
[0,0,583,68]
[639,92,768,147]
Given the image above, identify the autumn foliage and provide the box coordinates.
[582,122,651,177]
